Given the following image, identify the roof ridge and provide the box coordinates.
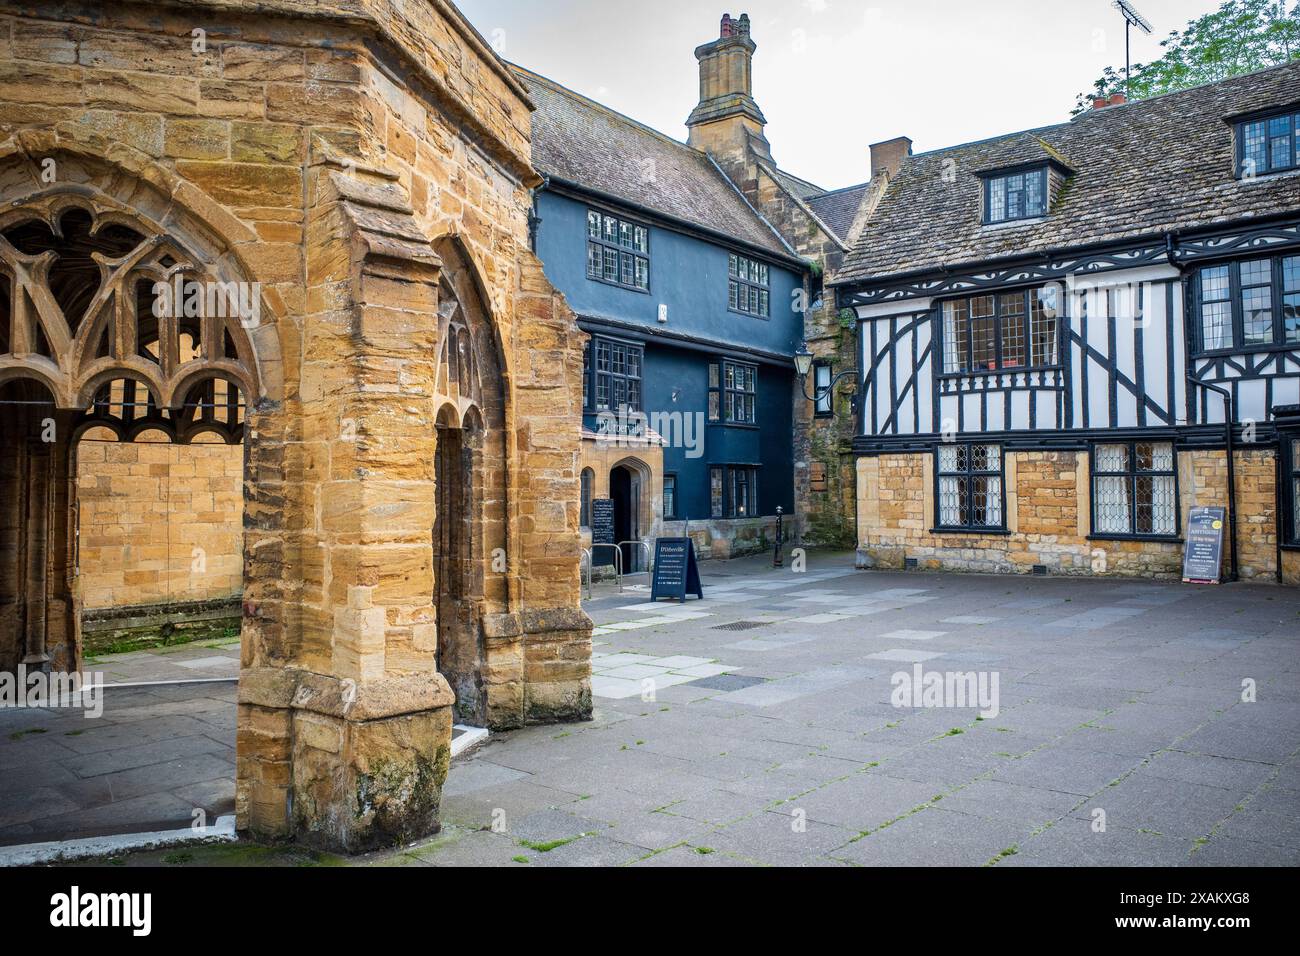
[1073,57,1300,114]
[905,59,1300,164]
[809,180,871,198]
[771,166,827,194]
[510,62,701,158]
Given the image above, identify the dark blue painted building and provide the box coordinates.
[514,65,807,562]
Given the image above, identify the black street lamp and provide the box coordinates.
[794,341,858,409]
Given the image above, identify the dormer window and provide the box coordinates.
[1238,109,1299,178]
[983,167,1048,224]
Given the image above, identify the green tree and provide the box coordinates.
[1073,0,1300,114]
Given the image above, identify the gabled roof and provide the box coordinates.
[769,167,826,201]
[836,60,1300,285]
[512,66,795,261]
[806,182,871,242]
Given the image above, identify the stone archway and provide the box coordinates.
[1,0,592,853]
[0,184,268,677]
[609,456,653,573]
[429,237,508,728]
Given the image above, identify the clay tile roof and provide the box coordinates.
[836,60,1300,286]
[512,66,793,259]
[806,182,870,242]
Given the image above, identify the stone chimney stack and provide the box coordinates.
[869,136,913,180]
[687,12,772,167]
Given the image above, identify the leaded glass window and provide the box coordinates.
[586,209,649,291]
[588,337,643,413]
[708,359,757,424]
[1091,442,1177,537]
[984,168,1048,223]
[729,253,770,317]
[936,443,1003,531]
[1238,112,1299,177]
[1196,255,1300,351]
[941,288,1058,374]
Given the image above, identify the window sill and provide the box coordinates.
[708,421,760,430]
[981,215,1047,229]
[1192,342,1300,359]
[587,274,651,295]
[929,527,1011,536]
[1236,166,1300,184]
[938,365,1063,381]
[727,307,771,320]
[1087,534,1183,544]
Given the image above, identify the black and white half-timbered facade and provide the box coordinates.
[832,63,1300,584]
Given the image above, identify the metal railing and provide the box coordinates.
[617,539,653,589]
[582,543,624,598]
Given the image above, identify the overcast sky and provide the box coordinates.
[457,0,1227,190]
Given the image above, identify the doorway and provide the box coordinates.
[610,463,642,573]
[433,413,485,726]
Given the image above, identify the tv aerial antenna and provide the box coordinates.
[1113,0,1154,98]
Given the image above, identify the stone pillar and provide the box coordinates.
[237,164,457,852]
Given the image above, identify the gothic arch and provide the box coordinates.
[0,142,283,425]
[0,149,284,678]
[429,235,511,725]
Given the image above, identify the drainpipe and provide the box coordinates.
[1276,439,1285,584]
[1186,373,1239,583]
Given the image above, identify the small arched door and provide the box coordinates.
[427,239,508,729]
[610,463,642,573]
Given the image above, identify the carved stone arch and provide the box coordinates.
[0,148,285,691]
[428,234,512,727]
[0,143,284,416]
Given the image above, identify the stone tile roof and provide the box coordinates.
[837,61,1300,285]
[513,66,794,259]
[806,182,870,242]
[770,167,826,201]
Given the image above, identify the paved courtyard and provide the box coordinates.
[4,550,1300,866]
[419,552,1300,867]
[0,641,237,847]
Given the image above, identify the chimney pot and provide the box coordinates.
[1109,92,1127,106]
[720,13,733,38]
[1093,96,1110,110]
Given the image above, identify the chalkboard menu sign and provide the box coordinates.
[650,537,704,603]
[590,499,615,546]
[1183,506,1226,585]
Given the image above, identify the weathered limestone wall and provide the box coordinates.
[857,448,1288,582]
[0,0,590,852]
[75,438,243,610]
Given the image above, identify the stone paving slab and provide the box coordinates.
[9,549,1300,866]
[0,647,236,847]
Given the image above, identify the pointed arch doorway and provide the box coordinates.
[429,241,507,728]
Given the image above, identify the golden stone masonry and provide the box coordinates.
[0,0,592,851]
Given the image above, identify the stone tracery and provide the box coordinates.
[0,195,259,444]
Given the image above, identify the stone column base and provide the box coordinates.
[482,608,593,730]
[237,667,454,854]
